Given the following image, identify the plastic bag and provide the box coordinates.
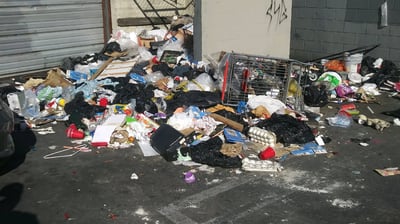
[156,38,184,60]
[138,46,153,62]
[187,73,216,92]
[109,30,138,51]
[144,71,164,84]
[247,95,286,115]
[303,84,329,107]
[335,84,354,98]
[326,112,352,128]
[22,89,40,119]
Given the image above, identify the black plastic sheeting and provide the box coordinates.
[181,137,242,168]
[256,113,315,146]
[303,84,329,107]
[165,90,221,115]
[101,76,158,114]
[64,92,106,129]
[361,56,400,87]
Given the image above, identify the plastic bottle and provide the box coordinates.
[22,89,40,119]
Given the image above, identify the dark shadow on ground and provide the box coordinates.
[0,183,40,224]
[0,115,37,176]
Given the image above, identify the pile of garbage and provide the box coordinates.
[1,16,400,173]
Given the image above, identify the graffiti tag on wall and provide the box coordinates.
[266,0,288,28]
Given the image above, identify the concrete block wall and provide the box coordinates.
[290,0,400,66]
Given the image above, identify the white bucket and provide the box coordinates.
[345,53,363,73]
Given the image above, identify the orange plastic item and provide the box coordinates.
[324,60,346,71]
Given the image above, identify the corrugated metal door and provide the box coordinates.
[0,0,106,78]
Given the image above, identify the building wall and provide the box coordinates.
[290,0,400,65]
[110,0,194,34]
[195,0,292,60]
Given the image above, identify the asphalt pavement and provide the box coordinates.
[1,92,400,224]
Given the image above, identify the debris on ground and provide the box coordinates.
[1,15,400,179]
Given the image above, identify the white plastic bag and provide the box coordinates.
[187,73,216,92]
[247,95,286,115]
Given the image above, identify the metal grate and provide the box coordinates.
[132,0,194,29]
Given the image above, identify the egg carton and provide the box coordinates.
[248,127,276,147]
[241,157,283,172]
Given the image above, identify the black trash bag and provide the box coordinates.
[134,98,158,114]
[60,57,75,72]
[129,60,150,76]
[172,64,192,78]
[101,42,121,55]
[360,56,378,76]
[64,91,106,129]
[182,137,242,168]
[165,90,221,115]
[363,60,400,87]
[256,113,315,146]
[102,76,153,104]
[303,84,329,107]
[0,83,19,103]
[152,63,173,77]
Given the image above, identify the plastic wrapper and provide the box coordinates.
[156,38,184,61]
[247,95,286,115]
[335,84,354,98]
[109,30,139,52]
[22,89,40,119]
[326,113,352,128]
[138,46,153,62]
[187,73,216,92]
[144,71,164,84]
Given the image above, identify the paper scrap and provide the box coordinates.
[374,167,400,176]
[91,125,116,146]
[138,141,159,157]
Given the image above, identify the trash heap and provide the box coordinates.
[2,16,400,174]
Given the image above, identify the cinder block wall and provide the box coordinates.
[290,0,400,66]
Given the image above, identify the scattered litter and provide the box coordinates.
[130,173,139,180]
[241,157,283,172]
[2,17,399,201]
[234,169,242,174]
[172,160,202,166]
[358,114,390,131]
[184,171,196,184]
[330,198,360,208]
[374,167,400,176]
[43,144,90,159]
[48,145,57,150]
[138,141,159,157]
[326,113,352,128]
[206,178,222,185]
[393,118,400,126]
[33,127,56,135]
[291,142,327,155]
[197,164,215,173]
[367,105,375,114]
[135,207,149,216]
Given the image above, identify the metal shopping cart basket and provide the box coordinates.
[221,53,313,111]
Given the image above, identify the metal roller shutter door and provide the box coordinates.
[0,0,106,78]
